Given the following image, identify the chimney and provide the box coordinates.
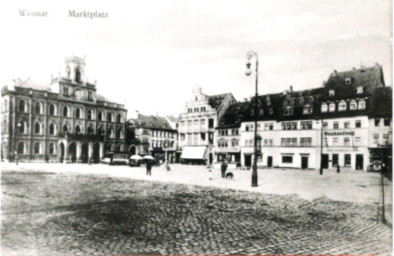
[333,70,338,77]
[375,63,380,70]
[244,98,248,102]
[352,67,356,71]
[290,85,293,93]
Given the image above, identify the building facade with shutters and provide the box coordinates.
[126,114,178,163]
[220,64,390,171]
[1,56,127,163]
[178,85,236,164]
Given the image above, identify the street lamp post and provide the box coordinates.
[245,51,259,187]
[15,122,22,165]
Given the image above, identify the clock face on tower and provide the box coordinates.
[75,89,83,100]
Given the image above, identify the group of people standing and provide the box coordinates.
[145,159,171,176]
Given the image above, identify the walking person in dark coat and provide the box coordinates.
[146,160,152,176]
[221,161,228,178]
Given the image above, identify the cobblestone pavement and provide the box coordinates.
[1,170,392,255]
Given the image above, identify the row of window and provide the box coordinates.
[180,132,214,144]
[281,121,313,130]
[187,106,207,113]
[218,129,239,136]
[16,142,58,155]
[152,130,175,138]
[372,134,391,145]
[181,119,215,129]
[321,99,366,113]
[17,122,124,139]
[151,140,175,148]
[323,136,364,146]
[323,120,362,129]
[374,118,391,127]
[217,139,239,148]
[16,141,124,155]
[17,100,123,122]
[280,138,313,147]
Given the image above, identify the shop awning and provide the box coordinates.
[181,146,207,159]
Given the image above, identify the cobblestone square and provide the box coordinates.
[1,165,391,255]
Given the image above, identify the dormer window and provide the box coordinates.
[269,108,273,115]
[358,99,366,110]
[357,86,363,94]
[345,77,352,85]
[329,102,336,112]
[329,90,335,96]
[321,103,328,113]
[338,100,347,111]
[298,97,304,105]
[284,106,293,116]
[303,105,313,114]
[309,96,314,103]
[266,96,271,106]
[350,100,357,110]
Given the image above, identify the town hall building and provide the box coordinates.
[1,56,127,163]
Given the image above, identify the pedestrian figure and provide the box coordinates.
[14,151,18,166]
[146,160,152,176]
[166,160,171,171]
[209,169,213,180]
[45,155,49,163]
[337,164,340,173]
[221,161,228,178]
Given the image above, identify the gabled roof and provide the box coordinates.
[13,78,51,91]
[321,64,385,101]
[96,94,112,102]
[128,114,173,130]
[166,115,178,123]
[279,87,324,121]
[208,93,232,109]
[217,102,249,128]
[368,87,392,118]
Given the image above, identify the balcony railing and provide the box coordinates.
[58,132,104,141]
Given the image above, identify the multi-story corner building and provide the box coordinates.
[215,102,248,163]
[231,64,390,171]
[367,86,392,169]
[1,56,127,163]
[317,64,386,170]
[178,86,236,164]
[240,89,322,168]
[126,114,178,163]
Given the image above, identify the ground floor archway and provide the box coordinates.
[59,142,65,163]
[93,143,100,163]
[81,143,89,163]
[69,142,77,163]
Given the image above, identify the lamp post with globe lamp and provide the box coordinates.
[245,50,260,187]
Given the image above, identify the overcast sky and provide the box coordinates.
[1,0,392,118]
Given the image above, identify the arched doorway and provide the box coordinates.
[129,145,136,155]
[81,143,89,163]
[68,142,77,163]
[59,142,65,163]
[93,143,100,163]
